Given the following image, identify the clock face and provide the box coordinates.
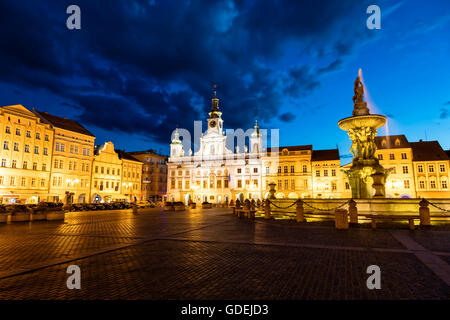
[210,120,216,128]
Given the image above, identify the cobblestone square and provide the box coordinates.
[0,208,448,299]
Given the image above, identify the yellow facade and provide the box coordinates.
[375,141,415,198]
[91,142,123,203]
[374,136,450,199]
[128,150,167,201]
[413,159,450,198]
[0,105,54,203]
[119,154,143,202]
[33,110,95,204]
[262,146,313,199]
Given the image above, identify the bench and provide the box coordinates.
[362,214,419,230]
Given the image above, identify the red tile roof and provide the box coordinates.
[410,141,450,161]
[33,110,95,137]
[375,135,409,149]
[311,149,340,161]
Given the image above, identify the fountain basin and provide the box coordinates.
[338,114,386,131]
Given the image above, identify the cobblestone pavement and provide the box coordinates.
[0,208,448,299]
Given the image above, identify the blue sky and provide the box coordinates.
[0,0,449,159]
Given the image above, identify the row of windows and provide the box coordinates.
[170,179,230,189]
[123,171,140,179]
[4,127,49,141]
[315,169,337,177]
[94,166,121,176]
[417,164,446,173]
[144,166,167,173]
[0,159,48,171]
[170,168,258,177]
[276,165,309,174]
[0,176,46,187]
[51,177,89,188]
[3,141,48,155]
[53,159,90,172]
[378,152,408,160]
[55,142,91,156]
[276,179,309,190]
[418,180,448,189]
[92,180,139,191]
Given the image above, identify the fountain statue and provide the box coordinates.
[338,69,389,198]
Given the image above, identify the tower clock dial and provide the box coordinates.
[209,120,216,128]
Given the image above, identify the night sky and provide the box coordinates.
[0,0,449,160]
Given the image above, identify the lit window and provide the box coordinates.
[404,180,410,189]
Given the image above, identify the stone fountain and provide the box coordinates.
[338,69,389,198]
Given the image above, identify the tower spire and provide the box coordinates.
[209,84,222,119]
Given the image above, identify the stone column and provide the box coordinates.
[244,199,251,219]
[264,199,271,220]
[419,198,431,227]
[296,199,304,223]
[348,199,358,225]
[334,209,349,230]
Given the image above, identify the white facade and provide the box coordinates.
[167,91,264,204]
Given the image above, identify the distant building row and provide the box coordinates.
[0,105,167,204]
[167,91,450,203]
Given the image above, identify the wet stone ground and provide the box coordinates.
[0,207,448,299]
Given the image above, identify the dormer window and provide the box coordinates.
[395,139,400,146]
[381,140,387,147]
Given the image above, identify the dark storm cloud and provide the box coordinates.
[0,0,372,144]
[278,112,296,122]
